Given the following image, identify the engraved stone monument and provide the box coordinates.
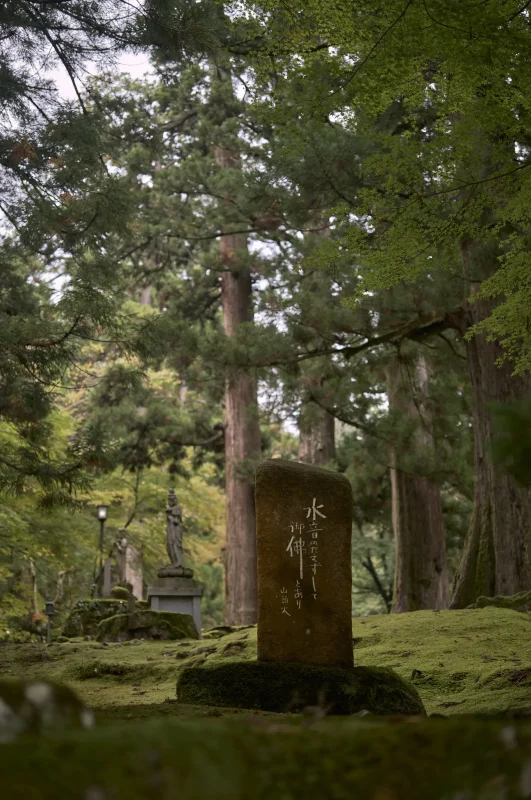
[147,490,203,636]
[255,459,354,669]
[177,459,425,716]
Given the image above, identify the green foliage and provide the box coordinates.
[0,450,226,636]
[240,0,531,373]
[0,1,229,498]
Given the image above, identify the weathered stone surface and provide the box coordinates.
[148,575,204,636]
[0,679,94,742]
[62,599,127,638]
[255,459,353,669]
[177,661,425,716]
[157,565,194,579]
[96,610,198,642]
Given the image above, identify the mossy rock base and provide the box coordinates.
[96,610,198,643]
[62,599,128,638]
[177,660,425,716]
[467,590,531,612]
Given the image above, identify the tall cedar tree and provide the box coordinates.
[240,1,531,603]
[89,33,471,614]
[247,77,465,609]
[0,0,221,498]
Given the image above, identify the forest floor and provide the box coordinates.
[2,606,531,798]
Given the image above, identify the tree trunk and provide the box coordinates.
[298,401,336,466]
[28,558,38,615]
[451,291,531,607]
[387,352,449,612]
[297,229,336,468]
[211,62,261,626]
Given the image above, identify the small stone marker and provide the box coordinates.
[255,459,354,669]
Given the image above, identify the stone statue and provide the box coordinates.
[148,488,203,635]
[158,489,193,579]
[165,489,183,567]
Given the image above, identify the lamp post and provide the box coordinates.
[97,505,108,598]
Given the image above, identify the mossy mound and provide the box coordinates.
[62,599,127,638]
[202,625,239,640]
[467,590,531,612]
[4,715,531,799]
[96,610,198,643]
[110,586,129,600]
[0,679,94,742]
[177,660,425,715]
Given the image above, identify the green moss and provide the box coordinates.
[350,607,531,715]
[177,660,425,715]
[202,625,237,640]
[96,610,198,643]
[110,586,129,600]
[63,659,160,682]
[4,608,531,717]
[4,716,531,799]
[467,590,531,611]
[62,599,127,637]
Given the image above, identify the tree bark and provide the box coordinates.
[451,291,531,607]
[211,62,261,626]
[387,352,450,612]
[297,228,336,468]
[298,401,336,466]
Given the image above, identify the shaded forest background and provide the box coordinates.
[1,0,531,636]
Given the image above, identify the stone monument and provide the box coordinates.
[114,533,143,600]
[147,489,203,636]
[255,458,354,669]
[176,458,425,716]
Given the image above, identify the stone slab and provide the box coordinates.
[150,576,202,591]
[255,459,353,669]
[148,586,203,597]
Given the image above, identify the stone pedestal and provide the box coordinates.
[147,575,203,638]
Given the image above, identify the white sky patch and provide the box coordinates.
[51,51,155,100]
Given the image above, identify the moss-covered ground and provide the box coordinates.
[3,608,531,797]
[4,714,531,798]
[3,607,531,719]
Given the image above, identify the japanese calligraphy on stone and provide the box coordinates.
[282,498,326,616]
[255,459,354,669]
